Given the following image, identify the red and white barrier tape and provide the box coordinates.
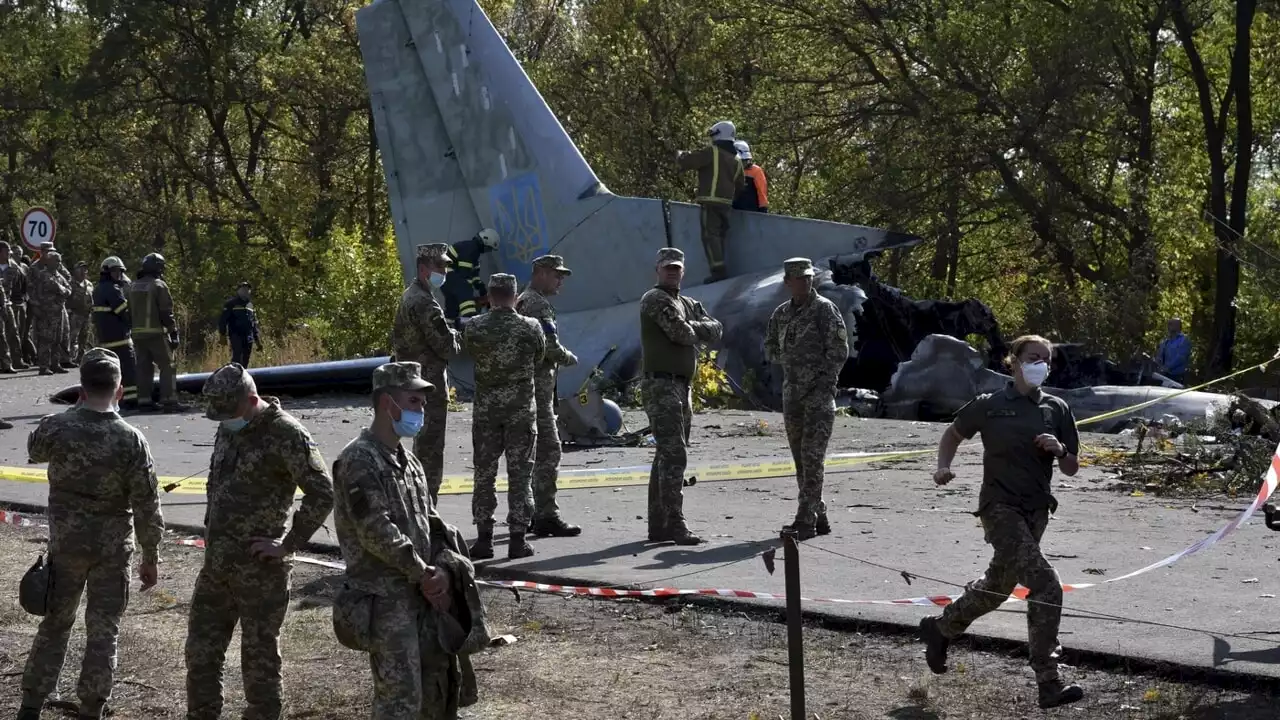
[2,440,1277,608]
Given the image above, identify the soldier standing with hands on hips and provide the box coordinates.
[185,363,334,720]
[639,247,722,545]
[516,254,582,538]
[462,273,545,559]
[764,257,849,539]
[17,348,164,720]
[330,361,489,717]
[918,334,1085,710]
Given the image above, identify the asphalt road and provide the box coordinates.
[3,368,1280,681]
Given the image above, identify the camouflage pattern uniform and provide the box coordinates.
[920,382,1082,703]
[391,243,459,504]
[30,253,72,374]
[639,248,722,543]
[6,254,37,364]
[185,364,334,720]
[19,348,165,719]
[515,255,579,532]
[331,362,489,719]
[764,258,849,536]
[461,273,545,558]
[38,242,74,367]
[68,264,95,363]
[0,247,13,372]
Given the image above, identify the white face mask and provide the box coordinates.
[1021,361,1050,387]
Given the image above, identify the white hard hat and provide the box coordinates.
[708,120,736,141]
[477,228,499,249]
[734,140,752,160]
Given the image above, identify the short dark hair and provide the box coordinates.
[81,369,120,396]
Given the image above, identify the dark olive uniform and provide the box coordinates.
[934,383,1079,683]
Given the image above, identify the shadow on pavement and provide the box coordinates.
[501,538,775,574]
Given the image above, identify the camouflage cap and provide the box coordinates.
[79,347,121,388]
[532,254,572,275]
[783,257,815,278]
[488,273,517,293]
[656,247,685,267]
[44,251,61,264]
[202,363,254,420]
[39,242,54,252]
[416,243,453,265]
[75,260,88,269]
[372,361,434,392]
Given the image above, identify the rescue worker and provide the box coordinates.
[764,258,848,538]
[92,256,139,409]
[37,241,75,369]
[441,228,500,328]
[129,253,181,412]
[390,243,460,504]
[68,261,94,363]
[515,255,581,538]
[919,334,1085,710]
[330,361,487,718]
[17,347,164,720]
[219,281,262,367]
[676,120,745,282]
[461,273,545,559]
[1,241,32,368]
[639,247,722,544]
[186,363,334,720]
[30,251,72,375]
[733,140,769,213]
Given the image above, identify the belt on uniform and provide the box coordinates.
[644,372,690,383]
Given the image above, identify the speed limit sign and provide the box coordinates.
[19,207,56,252]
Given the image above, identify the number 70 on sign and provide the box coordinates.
[19,207,56,252]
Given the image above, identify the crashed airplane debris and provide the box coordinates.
[882,335,1272,433]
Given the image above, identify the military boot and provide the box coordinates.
[1038,678,1084,709]
[508,531,534,559]
[16,706,40,720]
[51,365,68,374]
[647,518,668,543]
[60,361,77,370]
[782,522,817,540]
[0,365,15,374]
[469,528,494,560]
[667,515,704,546]
[918,616,950,674]
[531,516,582,538]
[816,514,831,536]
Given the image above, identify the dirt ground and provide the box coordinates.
[0,522,1274,719]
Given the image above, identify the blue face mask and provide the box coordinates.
[429,272,446,288]
[222,417,249,433]
[391,400,425,437]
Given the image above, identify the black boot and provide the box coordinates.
[816,514,831,536]
[782,522,817,540]
[919,616,950,674]
[469,528,494,560]
[531,515,582,537]
[667,517,704,546]
[16,706,40,720]
[1038,678,1084,709]
[508,531,534,559]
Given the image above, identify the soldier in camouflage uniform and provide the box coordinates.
[17,348,164,720]
[516,254,582,538]
[461,273,545,559]
[185,364,335,720]
[68,261,94,363]
[38,241,76,369]
[331,361,489,719]
[391,243,460,504]
[0,242,14,373]
[639,247,722,545]
[764,258,849,539]
[30,251,72,375]
[1,242,35,366]
[918,334,1085,710]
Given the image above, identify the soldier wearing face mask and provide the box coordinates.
[186,363,334,720]
[919,334,1084,710]
[390,243,460,505]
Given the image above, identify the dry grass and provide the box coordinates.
[179,328,327,373]
[0,520,1273,719]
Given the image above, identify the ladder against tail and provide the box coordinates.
[355,0,924,316]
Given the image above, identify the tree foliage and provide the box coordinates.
[4,0,1280,375]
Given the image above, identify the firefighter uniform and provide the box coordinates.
[677,121,745,282]
[129,254,179,410]
[91,258,138,406]
[441,229,499,326]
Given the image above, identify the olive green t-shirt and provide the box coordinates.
[952,384,1079,514]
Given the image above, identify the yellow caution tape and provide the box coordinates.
[0,449,925,498]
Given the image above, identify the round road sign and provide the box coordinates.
[19,207,56,252]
